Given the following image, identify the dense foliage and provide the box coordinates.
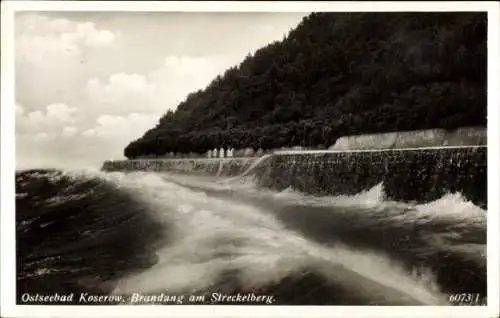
[124,12,486,159]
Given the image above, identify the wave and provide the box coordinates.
[15,169,486,305]
[140,172,487,300]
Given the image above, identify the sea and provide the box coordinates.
[15,168,487,306]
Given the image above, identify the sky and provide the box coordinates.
[15,11,308,169]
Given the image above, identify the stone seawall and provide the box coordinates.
[102,145,486,208]
[256,146,486,208]
[102,157,256,177]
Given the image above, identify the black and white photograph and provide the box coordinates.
[1,1,499,318]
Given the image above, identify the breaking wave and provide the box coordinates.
[16,169,486,305]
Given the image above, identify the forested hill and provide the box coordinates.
[124,12,486,159]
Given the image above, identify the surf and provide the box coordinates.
[15,169,486,305]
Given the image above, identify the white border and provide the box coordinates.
[1,1,499,318]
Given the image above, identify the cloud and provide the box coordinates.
[15,13,121,114]
[64,22,116,47]
[82,113,158,139]
[76,113,159,161]
[45,103,78,124]
[16,14,116,64]
[16,103,78,134]
[85,54,237,117]
[34,132,56,142]
[15,103,24,116]
[85,73,157,112]
[62,126,78,138]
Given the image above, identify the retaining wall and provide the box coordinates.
[329,127,486,150]
[257,146,486,208]
[102,157,255,177]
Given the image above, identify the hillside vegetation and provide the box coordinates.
[124,12,486,159]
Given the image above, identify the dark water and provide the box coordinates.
[16,169,487,306]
